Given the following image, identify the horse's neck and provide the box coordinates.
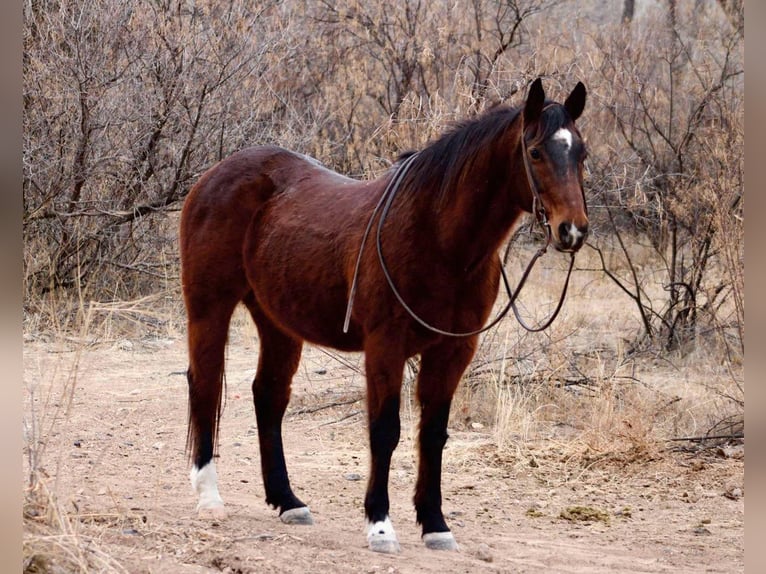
[429,147,528,274]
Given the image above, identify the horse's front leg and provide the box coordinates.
[414,338,477,550]
[363,341,407,554]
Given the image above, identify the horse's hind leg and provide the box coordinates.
[186,295,239,519]
[243,294,312,525]
[414,338,477,551]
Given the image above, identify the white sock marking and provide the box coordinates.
[366,516,401,552]
[190,461,225,511]
[367,515,396,538]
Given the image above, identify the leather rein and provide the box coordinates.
[343,107,576,337]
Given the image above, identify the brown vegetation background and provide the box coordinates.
[22,1,743,571]
[23,0,743,355]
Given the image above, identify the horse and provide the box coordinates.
[180,78,588,553]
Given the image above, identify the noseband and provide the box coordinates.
[343,108,578,337]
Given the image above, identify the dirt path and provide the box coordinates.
[23,337,744,573]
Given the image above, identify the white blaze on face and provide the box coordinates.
[552,128,573,152]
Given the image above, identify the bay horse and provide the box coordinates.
[180,78,588,553]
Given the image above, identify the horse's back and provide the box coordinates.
[182,145,356,224]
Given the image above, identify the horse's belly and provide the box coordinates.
[245,224,363,351]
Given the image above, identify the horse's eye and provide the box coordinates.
[529,148,541,160]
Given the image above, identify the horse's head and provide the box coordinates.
[521,78,589,253]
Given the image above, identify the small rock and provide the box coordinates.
[117,340,133,351]
[476,542,493,562]
[344,472,363,481]
[724,486,743,500]
[471,422,484,430]
[314,368,328,375]
[717,444,744,459]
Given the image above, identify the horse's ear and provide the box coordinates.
[524,78,545,125]
[564,81,587,121]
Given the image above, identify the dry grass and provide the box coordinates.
[445,239,743,480]
[23,483,130,574]
[23,324,128,573]
[22,283,179,572]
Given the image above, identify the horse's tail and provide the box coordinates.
[180,146,282,466]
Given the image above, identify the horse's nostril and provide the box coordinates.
[558,222,572,244]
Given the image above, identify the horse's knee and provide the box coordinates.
[419,423,448,451]
[253,376,292,423]
[419,400,451,441]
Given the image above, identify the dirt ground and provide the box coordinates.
[23,335,744,574]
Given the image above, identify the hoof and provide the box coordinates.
[423,531,458,551]
[367,517,400,554]
[197,505,227,520]
[369,538,401,554]
[280,506,314,525]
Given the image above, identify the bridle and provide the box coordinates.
[521,107,554,244]
[342,106,578,337]
[512,104,577,332]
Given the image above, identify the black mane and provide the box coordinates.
[406,106,521,200]
[399,101,572,203]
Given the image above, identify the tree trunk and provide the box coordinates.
[622,0,635,23]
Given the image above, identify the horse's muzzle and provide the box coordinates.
[556,221,588,252]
